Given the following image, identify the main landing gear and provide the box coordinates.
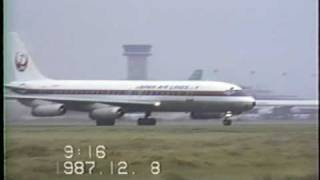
[137,111,156,126]
[222,111,232,126]
[96,118,116,126]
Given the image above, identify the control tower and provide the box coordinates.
[123,44,152,80]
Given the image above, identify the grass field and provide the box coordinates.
[4,123,319,180]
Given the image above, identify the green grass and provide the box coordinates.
[4,123,319,180]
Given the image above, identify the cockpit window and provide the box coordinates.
[224,90,247,96]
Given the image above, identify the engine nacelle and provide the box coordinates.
[89,106,124,120]
[190,112,224,119]
[31,104,66,116]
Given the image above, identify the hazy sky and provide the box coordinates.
[6,0,318,98]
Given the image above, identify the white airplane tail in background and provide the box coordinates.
[6,32,48,82]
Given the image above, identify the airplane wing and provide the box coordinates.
[256,100,318,107]
[5,94,160,109]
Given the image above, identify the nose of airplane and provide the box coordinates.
[252,100,256,108]
[242,97,256,111]
[243,96,256,110]
[250,97,256,109]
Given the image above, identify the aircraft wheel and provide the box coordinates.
[223,119,232,126]
[137,118,156,126]
[96,118,115,126]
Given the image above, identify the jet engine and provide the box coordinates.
[31,103,66,116]
[89,106,124,121]
[190,112,224,119]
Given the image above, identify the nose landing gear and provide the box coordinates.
[222,111,233,126]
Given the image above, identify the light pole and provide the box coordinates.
[249,70,256,90]
[280,72,288,96]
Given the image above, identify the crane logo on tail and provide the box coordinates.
[15,52,29,72]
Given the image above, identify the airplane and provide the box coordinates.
[4,32,258,126]
[248,101,318,120]
[188,69,203,81]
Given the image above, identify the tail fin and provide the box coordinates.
[5,32,48,82]
[188,69,203,80]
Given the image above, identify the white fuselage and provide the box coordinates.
[9,80,256,113]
